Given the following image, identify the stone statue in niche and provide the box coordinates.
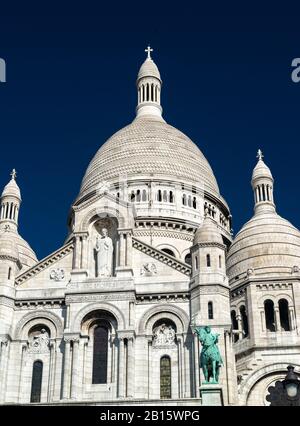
[153,323,176,347]
[28,329,50,353]
[95,228,114,277]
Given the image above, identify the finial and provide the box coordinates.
[10,169,17,180]
[257,149,264,161]
[145,45,153,59]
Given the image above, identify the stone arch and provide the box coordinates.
[138,304,190,335]
[80,203,132,232]
[276,293,293,306]
[181,248,192,263]
[258,294,276,309]
[239,362,300,406]
[71,302,126,332]
[156,244,180,259]
[14,311,64,340]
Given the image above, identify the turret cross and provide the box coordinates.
[145,45,153,59]
[10,169,17,180]
[257,149,264,161]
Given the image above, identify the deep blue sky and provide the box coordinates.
[0,1,300,260]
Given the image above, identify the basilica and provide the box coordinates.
[0,48,299,406]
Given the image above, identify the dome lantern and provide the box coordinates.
[0,169,21,231]
[251,150,275,215]
[136,46,163,119]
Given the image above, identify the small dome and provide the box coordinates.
[194,216,223,245]
[227,210,300,284]
[0,229,37,270]
[252,159,273,182]
[137,58,161,81]
[2,178,21,200]
[0,232,19,260]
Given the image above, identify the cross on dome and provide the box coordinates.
[10,169,17,180]
[257,149,264,161]
[145,45,153,59]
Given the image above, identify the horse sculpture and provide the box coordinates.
[194,326,223,384]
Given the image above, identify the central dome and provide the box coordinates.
[78,115,220,202]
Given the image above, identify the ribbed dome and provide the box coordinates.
[0,229,37,270]
[2,178,21,199]
[252,159,273,181]
[0,232,19,260]
[137,58,161,80]
[194,216,223,245]
[78,115,220,202]
[227,211,300,283]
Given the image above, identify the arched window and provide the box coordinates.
[161,248,175,258]
[146,83,149,101]
[240,305,249,338]
[163,190,168,202]
[130,191,135,201]
[231,310,239,343]
[8,267,11,280]
[142,189,147,201]
[30,360,43,403]
[160,356,171,399]
[279,299,291,331]
[92,325,109,384]
[136,190,141,202]
[264,299,276,332]
[206,254,211,267]
[193,197,197,209]
[182,194,187,205]
[208,302,214,319]
[195,255,199,270]
[188,195,192,207]
[184,253,192,265]
[158,190,162,202]
[169,191,174,203]
[219,255,222,268]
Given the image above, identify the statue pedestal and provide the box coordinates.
[115,266,133,278]
[200,385,223,406]
[70,270,88,282]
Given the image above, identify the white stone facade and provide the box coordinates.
[0,49,299,406]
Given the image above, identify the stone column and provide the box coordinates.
[81,234,88,270]
[177,337,184,398]
[224,330,237,405]
[127,337,134,398]
[62,339,72,399]
[48,341,57,402]
[73,235,81,270]
[289,308,295,331]
[119,233,126,267]
[275,307,281,332]
[18,343,27,403]
[118,337,125,398]
[147,337,152,399]
[236,314,243,340]
[0,339,9,402]
[193,333,200,397]
[261,309,266,332]
[126,232,133,267]
[71,338,80,399]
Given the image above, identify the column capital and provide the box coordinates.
[63,333,80,343]
[73,231,89,238]
[117,330,135,341]
[118,228,133,235]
